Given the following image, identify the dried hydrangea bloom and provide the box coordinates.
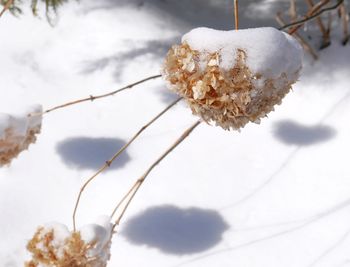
[0,105,42,166]
[163,27,303,130]
[25,216,113,267]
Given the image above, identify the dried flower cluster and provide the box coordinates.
[163,43,300,130]
[0,109,42,166]
[25,220,112,267]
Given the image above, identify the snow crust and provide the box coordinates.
[182,27,303,79]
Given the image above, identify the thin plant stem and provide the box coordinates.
[279,0,344,32]
[111,120,201,231]
[72,96,182,231]
[305,0,331,48]
[234,0,239,30]
[288,0,331,34]
[306,0,328,36]
[327,11,332,36]
[30,74,162,117]
[276,12,319,60]
[0,0,14,17]
[290,0,297,21]
[109,179,142,221]
[340,2,349,44]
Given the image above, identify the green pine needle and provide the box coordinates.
[1,0,73,23]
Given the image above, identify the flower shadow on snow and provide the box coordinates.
[273,120,336,146]
[80,37,179,81]
[56,137,130,171]
[80,0,288,81]
[153,85,179,104]
[83,0,285,30]
[122,205,229,255]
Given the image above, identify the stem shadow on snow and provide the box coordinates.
[122,205,229,255]
[56,137,131,171]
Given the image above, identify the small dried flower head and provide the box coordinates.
[0,105,42,166]
[163,27,303,130]
[25,216,113,267]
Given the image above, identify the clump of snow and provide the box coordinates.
[163,27,303,130]
[79,215,113,263]
[0,105,42,166]
[25,216,113,267]
[182,27,302,80]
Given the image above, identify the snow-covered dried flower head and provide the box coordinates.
[163,27,303,130]
[25,216,113,267]
[0,105,42,166]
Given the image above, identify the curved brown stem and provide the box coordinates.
[279,0,344,33]
[276,12,319,60]
[72,96,182,231]
[111,120,201,232]
[29,74,162,117]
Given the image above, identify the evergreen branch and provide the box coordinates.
[1,0,72,22]
[0,0,14,17]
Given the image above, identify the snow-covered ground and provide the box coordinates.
[1,0,350,266]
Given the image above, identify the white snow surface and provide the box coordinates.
[1,1,350,267]
[182,27,303,79]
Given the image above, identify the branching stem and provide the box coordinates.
[72,96,182,231]
[279,0,344,32]
[111,120,201,231]
[276,12,319,60]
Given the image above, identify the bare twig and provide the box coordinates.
[279,0,344,32]
[276,13,319,60]
[234,0,239,30]
[305,0,331,48]
[327,11,333,35]
[0,0,14,17]
[289,0,330,34]
[290,0,297,21]
[339,2,349,44]
[72,96,182,231]
[30,74,162,117]
[111,120,201,231]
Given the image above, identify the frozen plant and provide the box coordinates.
[163,27,302,130]
[23,12,304,267]
[25,216,113,267]
[0,105,42,166]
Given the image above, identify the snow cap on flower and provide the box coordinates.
[163,27,303,130]
[25,216,113,267]
[0,105,42,166]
